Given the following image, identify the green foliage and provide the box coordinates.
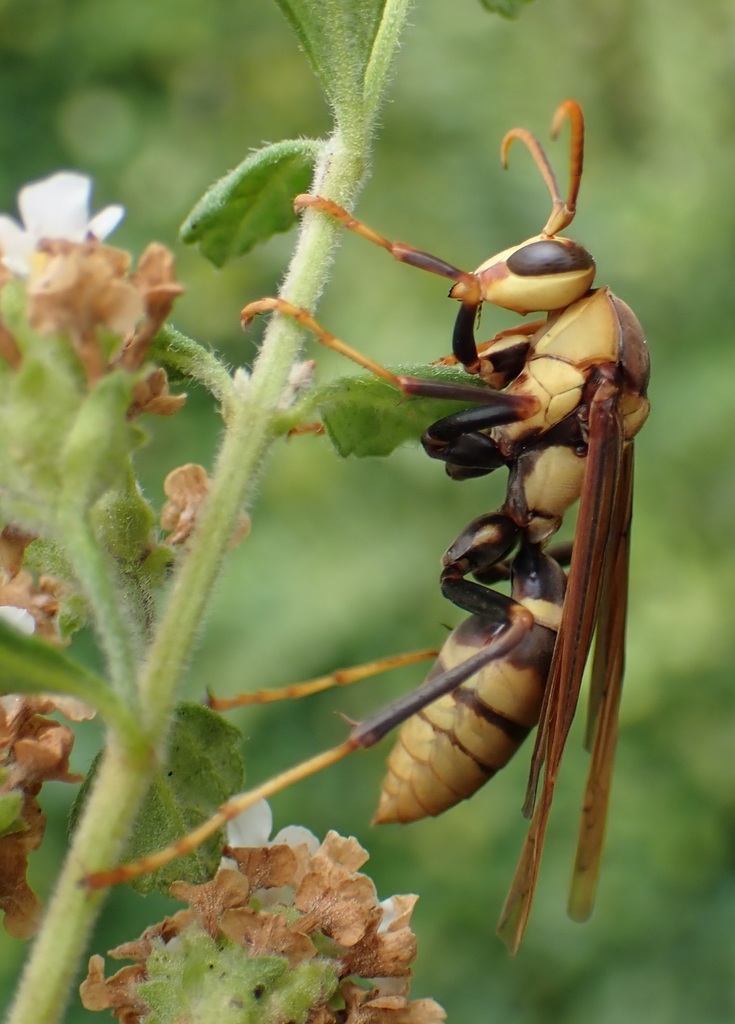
[71,704,246,895]
[290,366,480,457]
[271,0,391,115]
[180,140,321,267]
[0,620,132,730]
[478,0,536,17]
[138,926,339,1024]
[2,1,735,1023]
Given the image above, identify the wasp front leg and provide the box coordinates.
[294,193,501,375]
[240,296,542,415]
[434,321,543,390]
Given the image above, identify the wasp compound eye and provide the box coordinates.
[507,239,594,277]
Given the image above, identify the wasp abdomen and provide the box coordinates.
[374,614,556,824]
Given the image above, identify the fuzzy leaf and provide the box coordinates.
[0,619,131,729]
[138,925,338,1024]
[478,0,535,16]
[72,704,245,895]
[180,140,320,267]
[272,0,390,114]
[293,365,491,458]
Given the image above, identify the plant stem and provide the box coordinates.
[138,130,369,731]
[10,3,415,1018]
[8,126,374,1024]
[7,735,151,1024]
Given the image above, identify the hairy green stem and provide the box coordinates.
[10,3,414,1019]
[138,131,362,730]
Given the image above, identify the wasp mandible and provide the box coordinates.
[88,102,650,954]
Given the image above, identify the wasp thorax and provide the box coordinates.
[467,235,596,316]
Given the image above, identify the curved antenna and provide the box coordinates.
[500,100,585,237]
[548,99,585,235]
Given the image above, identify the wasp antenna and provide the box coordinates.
[544,100,585,236]
[500,126,565,239]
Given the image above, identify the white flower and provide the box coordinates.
[0,606,36,635]
[0,172,125,276]
[225,798,320,853]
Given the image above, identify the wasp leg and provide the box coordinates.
[240,296,541,414]
[294,193,482,298]
[351,599,534,750]
[421,403,526,479]
[294,193,493,374]
[440,512,520,598]
[85,599,533,891]
[207,647,439,711]
[438,320,542,388]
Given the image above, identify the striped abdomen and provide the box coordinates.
[373,612,557,824]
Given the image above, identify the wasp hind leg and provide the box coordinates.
[206,647,440,711]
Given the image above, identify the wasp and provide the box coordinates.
[87,102,649,953]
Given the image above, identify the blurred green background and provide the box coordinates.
[2,0,735,1021]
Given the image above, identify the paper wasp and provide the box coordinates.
[87,101,649,952]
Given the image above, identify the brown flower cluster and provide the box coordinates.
[0,526,64,643]
[81,832,445,1024]
[161,464,250,546]
[0,694,92,938]
[2,236,185,412]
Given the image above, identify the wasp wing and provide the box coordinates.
[567,442,633,921]
[497,372,624,953]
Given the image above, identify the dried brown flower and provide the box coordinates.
[128,367,186,418]
[295,832,383,946]
[0,695,92,938]
[27,239,143,383]
[81,827,445,1023]
[21,236,183,388]
[119,244,185,370]
[0,570,65,643]
[161,464,249,546]
[0,526,36,578]
[342,982,446,1024]
[79,956,148,1024]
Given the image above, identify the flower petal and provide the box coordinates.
[0,605,36,635]
[18,172,92,241]
[225,798,273,848]
[0,215,35,274]
[87,204,125,241]
[272,824,320,853]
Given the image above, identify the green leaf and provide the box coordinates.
[0,619,134,732]
[272,0,390,114]
[71,704,246,895]
[477,0,535,17]
[180,140,321,267]
[290,365,490,458]
[139,924,338,1024]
